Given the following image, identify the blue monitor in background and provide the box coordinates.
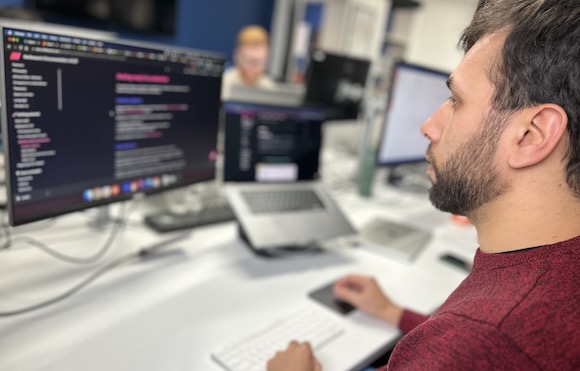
[377,62,449,166]
[0,23,224,226]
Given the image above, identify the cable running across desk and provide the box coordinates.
[0,231,191,317]
[0,202,133,264]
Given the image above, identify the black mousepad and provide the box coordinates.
[308,280,355,315]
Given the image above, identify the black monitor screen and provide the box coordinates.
[223,102,325,182]
[1,25,224,225]
[377,62,449,166]
[29,0,176,35]
[303,50,370,120]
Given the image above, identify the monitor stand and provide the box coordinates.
[142,182,236,233]
[87,205,118,230]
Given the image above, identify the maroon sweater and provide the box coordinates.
[381,235,580,370]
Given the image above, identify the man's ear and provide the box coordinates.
[507,104,568,169]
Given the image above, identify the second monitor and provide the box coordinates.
[377,62,450,166]
[376,62,450,191]
[223,102,325,183]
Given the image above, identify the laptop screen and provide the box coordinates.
[223,102,325,182]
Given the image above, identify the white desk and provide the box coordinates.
[0,178,477,371]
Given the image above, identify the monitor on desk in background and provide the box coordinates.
[377,62,449,165]
[0,22,224,226]
[303,50,370,121]
[222,101,325,183]
[376,62,449,190]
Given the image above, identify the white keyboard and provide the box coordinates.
[211,306,344,371]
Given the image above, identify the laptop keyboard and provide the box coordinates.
[241,189,325,214]
[211,306,343,371]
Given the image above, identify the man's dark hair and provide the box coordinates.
[461,0,580,196]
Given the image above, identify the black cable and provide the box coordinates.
[0,230,192,317]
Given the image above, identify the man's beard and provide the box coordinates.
[428,112,509,217]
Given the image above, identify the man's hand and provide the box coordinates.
[333,274,403,326]
[267,341,321,371]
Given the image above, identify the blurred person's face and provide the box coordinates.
[235,44,268,85]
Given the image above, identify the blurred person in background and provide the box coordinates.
[221,24,275,100]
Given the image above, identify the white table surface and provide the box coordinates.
[0,176,478,371]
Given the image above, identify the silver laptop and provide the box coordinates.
[222,101,355,253]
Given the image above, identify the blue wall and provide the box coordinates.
[173,0,275,63]
[0,0,275,63]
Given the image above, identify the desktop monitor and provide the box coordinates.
[0,23,224,226]
[377,62,450,166]
[222,101,325,183]
[303,50,370,120]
